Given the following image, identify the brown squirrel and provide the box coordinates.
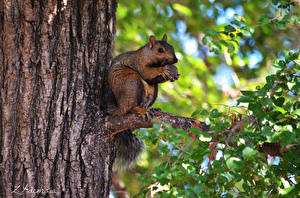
[108,34,179,168]
[108,34,179,116]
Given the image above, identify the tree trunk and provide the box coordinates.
[0,0,117,197]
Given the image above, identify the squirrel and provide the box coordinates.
[108,34,179,168]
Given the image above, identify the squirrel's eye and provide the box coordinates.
[158,48,164,53]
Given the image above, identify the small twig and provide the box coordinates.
[172,139,196,167]
[270,6,283,22]
[165,147,174,168]
[215,115,255,145]
[227,107,231,116]
[269,81,279,98]
[221,145,228,167]
[174,145,192,155]
[270,15,281,22]
[230,115,255,133]
[225,133,234,146]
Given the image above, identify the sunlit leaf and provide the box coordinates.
[242,147,258,158]
[172,3,192,17]
[199,132,212,142]
[226,157,242,169]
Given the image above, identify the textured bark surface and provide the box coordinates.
[0,0,116,197]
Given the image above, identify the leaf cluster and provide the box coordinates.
[115,0,300,197]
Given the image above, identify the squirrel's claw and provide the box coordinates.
[132,107,151,121]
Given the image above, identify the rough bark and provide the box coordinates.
[0,0,116,197]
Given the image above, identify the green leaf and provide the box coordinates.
[287,82,295,90]
[227,42,235,53]
[240,90,256,97]
[210,109,222,118]
[237,96,254,103]
[273,97,285,107]
[293,60,300,66]
[176,129,188,138]
[201,36,208,45]
[266,75,276,89]
[292,109,300,116]
[193,184,202,194]
[172,3,192,17]
[199,132,212,142]
[275,106,287,114]
[224,25,236,33]
[258,87,267,96]
[279,60,286,67]
[279,131,296,146]
[248,103,262,113]
[262,126,272,135]
[259,17,269,24]
[271,0,279,5]
[203,29,219,36]
[281,15,290,23]
[231,20,242,26]
[219,39,228,46]
[261,98,273,106]
[117,4,127,19]
[226,157,242,169]
[200,109,209,116]
[191,110,201,118]
[189,128,202,135]
[242,147,258,158]
[276,22,286,30]
[280,186,295,195]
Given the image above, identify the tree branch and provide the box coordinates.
[104,108,209,137]
[105,113,153,137]
[104,109,290,158]
[150,108,210,132]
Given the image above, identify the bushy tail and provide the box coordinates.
[114,130,145,170]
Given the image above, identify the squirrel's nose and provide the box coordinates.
[174,57,178,63]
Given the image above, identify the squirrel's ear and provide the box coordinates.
[162,33,167,42]
[149,35,156,48]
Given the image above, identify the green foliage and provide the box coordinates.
[115,0,299,197]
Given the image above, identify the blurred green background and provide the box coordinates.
[113,0,300,197]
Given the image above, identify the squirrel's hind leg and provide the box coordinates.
[113,77,143,116]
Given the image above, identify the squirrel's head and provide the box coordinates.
[146,34,178,67]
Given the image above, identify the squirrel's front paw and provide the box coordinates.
[164,64,180,82]
[132,107,152,121]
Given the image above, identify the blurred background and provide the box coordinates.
[112,0,300,196]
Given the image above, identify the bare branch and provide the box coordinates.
[104,108,289,159]
[105,113,153,137]
[150,108,210,132]
[104,109,255,150]
[104,108,209,138]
